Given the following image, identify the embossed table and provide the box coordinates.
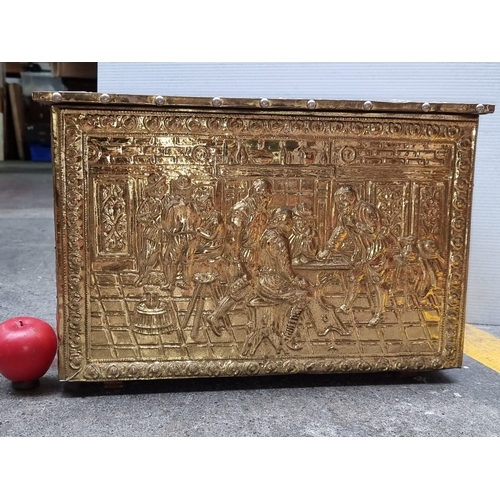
[33,92,494,382]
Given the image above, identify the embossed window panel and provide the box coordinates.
[33,92,494,382]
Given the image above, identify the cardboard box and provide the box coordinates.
[6,62,28,74]
[51,62,97,79]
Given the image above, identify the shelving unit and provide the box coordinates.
[0,62,97,161]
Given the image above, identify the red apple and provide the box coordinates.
[0,316,58,387]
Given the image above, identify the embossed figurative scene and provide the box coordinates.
[80,111,461,368]
[45,99,479,379]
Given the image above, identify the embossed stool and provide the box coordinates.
[243,297,285,356]
[182,272,220,341]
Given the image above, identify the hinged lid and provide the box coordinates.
[32,91,495,115]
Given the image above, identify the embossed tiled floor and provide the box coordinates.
[1,161,499,437]
[88,266,441,362]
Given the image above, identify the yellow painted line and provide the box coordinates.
[464,324,500,373]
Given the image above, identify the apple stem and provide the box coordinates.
[18,320,24,327]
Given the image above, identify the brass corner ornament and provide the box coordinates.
[33,92,494,382]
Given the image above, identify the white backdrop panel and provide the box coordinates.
[98,62,500,324]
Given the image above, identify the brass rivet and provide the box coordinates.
[307,99,317,109]
[260,98,270,108]
[155,95,165,105]
[363,101,373,111]
[100,93,111,103]
[476,104,485,113]
[52,92,62,103]
[422,102,431,112]
[212,97,222,107]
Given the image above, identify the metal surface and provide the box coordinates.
[32,91,495,115]
[32,92,494,382]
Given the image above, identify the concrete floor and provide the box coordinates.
[1,161,499,437]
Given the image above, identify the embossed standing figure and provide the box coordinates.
[193,190,227,281]
[417,238,445,307]
[393,234,421,308]
[162,175,200,291]
[180,190,229,340]
[319,186,395,327]
[289,202,319,265]
[207,178,273,334]
[135,173,166,286]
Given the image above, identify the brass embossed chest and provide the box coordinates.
[33,92,494,382]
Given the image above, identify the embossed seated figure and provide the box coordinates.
[255,207,311,350]
[318,185,394,327]
[207,179,273,334]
